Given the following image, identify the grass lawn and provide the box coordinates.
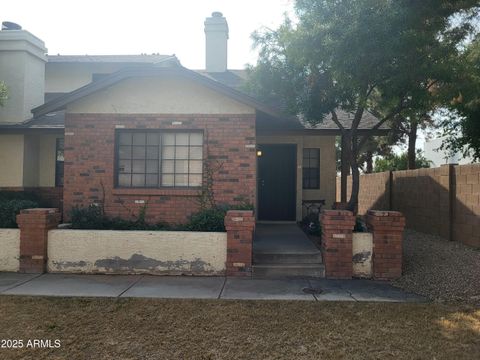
[0,297,478,359]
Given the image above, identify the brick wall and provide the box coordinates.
[337,163,480,248]
[64,114,256,224]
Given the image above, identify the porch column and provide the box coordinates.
[224,210,255,276]
[16,208,61,273]
[366,210,405,280]
[320,210,355,279]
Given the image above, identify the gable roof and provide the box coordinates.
[47,54,173,64]
[32,57,297,128]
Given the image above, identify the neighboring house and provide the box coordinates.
[424,136,474,167]
[0,13,381,224]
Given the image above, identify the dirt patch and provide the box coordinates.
[393,229,480,304]
[0,296,478,359]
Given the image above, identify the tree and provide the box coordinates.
[0,81,7,107]
[246,0,479,212]
[374,150,431,173]
[441,36,480,161]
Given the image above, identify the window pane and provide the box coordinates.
[163,133,175,145]
[190,146,202,160]
[146,133,159,145]
[132,146,146,159]
[162,146,175,159]
[132,174,145,187]
[190,133,203,146]
[175,174,188,186]
[133,133,146,145]
[175,160,189,173]
[189,175,202,187]
[118,160,131,173]
[162,160,174,173]
[176,146,189,159]
[146,160,158,174]
[176,133,189,145]
[162,174,174,186]
[119,146,132,159]
[132,160,145,173]
[189,160,202,173]
[146,146,159,159]
[119,133,132,145]
[146,174,158,187]
[118,174,131,187]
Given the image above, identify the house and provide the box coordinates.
[0,13,381,225]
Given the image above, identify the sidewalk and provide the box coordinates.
[0,273,425,302]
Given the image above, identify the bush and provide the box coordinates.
[0,199,39,228]
[354,216,368,232]
[69,203,253,232]
[69,205,168,230]
[0,190,40,202]
[300,213,322,236]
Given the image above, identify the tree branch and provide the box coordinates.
[330,110,345,132]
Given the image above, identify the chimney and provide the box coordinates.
[0,22,47,124]
[204,12,228,73]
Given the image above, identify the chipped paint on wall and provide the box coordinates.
[0,229,20,272]
[352,232,373,278]
[48,230,227,275]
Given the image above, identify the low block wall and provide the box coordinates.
[0,229,20,272]
[48,230,227,275]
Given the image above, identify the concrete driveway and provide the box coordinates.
[0,273,425,302]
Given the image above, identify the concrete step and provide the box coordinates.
[252,263,325,278]
[253,252,323,265]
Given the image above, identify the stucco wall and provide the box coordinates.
[66,75,255,114]
[38,134,63,187]
[256,134,337,221]
[46,62,132,93]
[48,230,227,275]
[0,229,20,272]
[0,134,24,186]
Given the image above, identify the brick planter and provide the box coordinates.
[224,210,255,276]
[367,210,406,280]
[16,208,61,273]
[320,210,356,279]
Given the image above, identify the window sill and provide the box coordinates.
[112,188,200,196]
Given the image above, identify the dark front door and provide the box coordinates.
[258,144,296,221]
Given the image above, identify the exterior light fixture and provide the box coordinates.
[256,150,263,157]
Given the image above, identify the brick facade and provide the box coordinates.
[16,208,61,273]
[63,114,256,224]
[320,210,356,279]
[224,210,255,276]
[367,210,405,280]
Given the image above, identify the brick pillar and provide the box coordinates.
[16,208,61,273]
[320,210,355,279]
[224,210,255,276]
[366,210,406,280]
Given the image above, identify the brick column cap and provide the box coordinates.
[322,209,354,216]
[367,210,403,217]
[20,208,59,215]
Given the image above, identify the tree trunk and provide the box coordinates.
[340,131,351,203]
[407,121,418,170]
[365,151,373,173]
[348,135,360,214]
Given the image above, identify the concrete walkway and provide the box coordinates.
[0,273,425,302]
[254,223,320,254]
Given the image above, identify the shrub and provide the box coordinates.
[69,205,168,230]
[300,213,322,236]
[0,190,40,202]
[185,208,227,232]
[354,216,368,232]
[0,199,39,228]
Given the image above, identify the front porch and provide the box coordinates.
[253,223,325,278]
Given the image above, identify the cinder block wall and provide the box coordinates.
[337,164,480,248]
[336,172,390,214]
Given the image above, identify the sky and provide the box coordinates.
[2,0,294,69]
